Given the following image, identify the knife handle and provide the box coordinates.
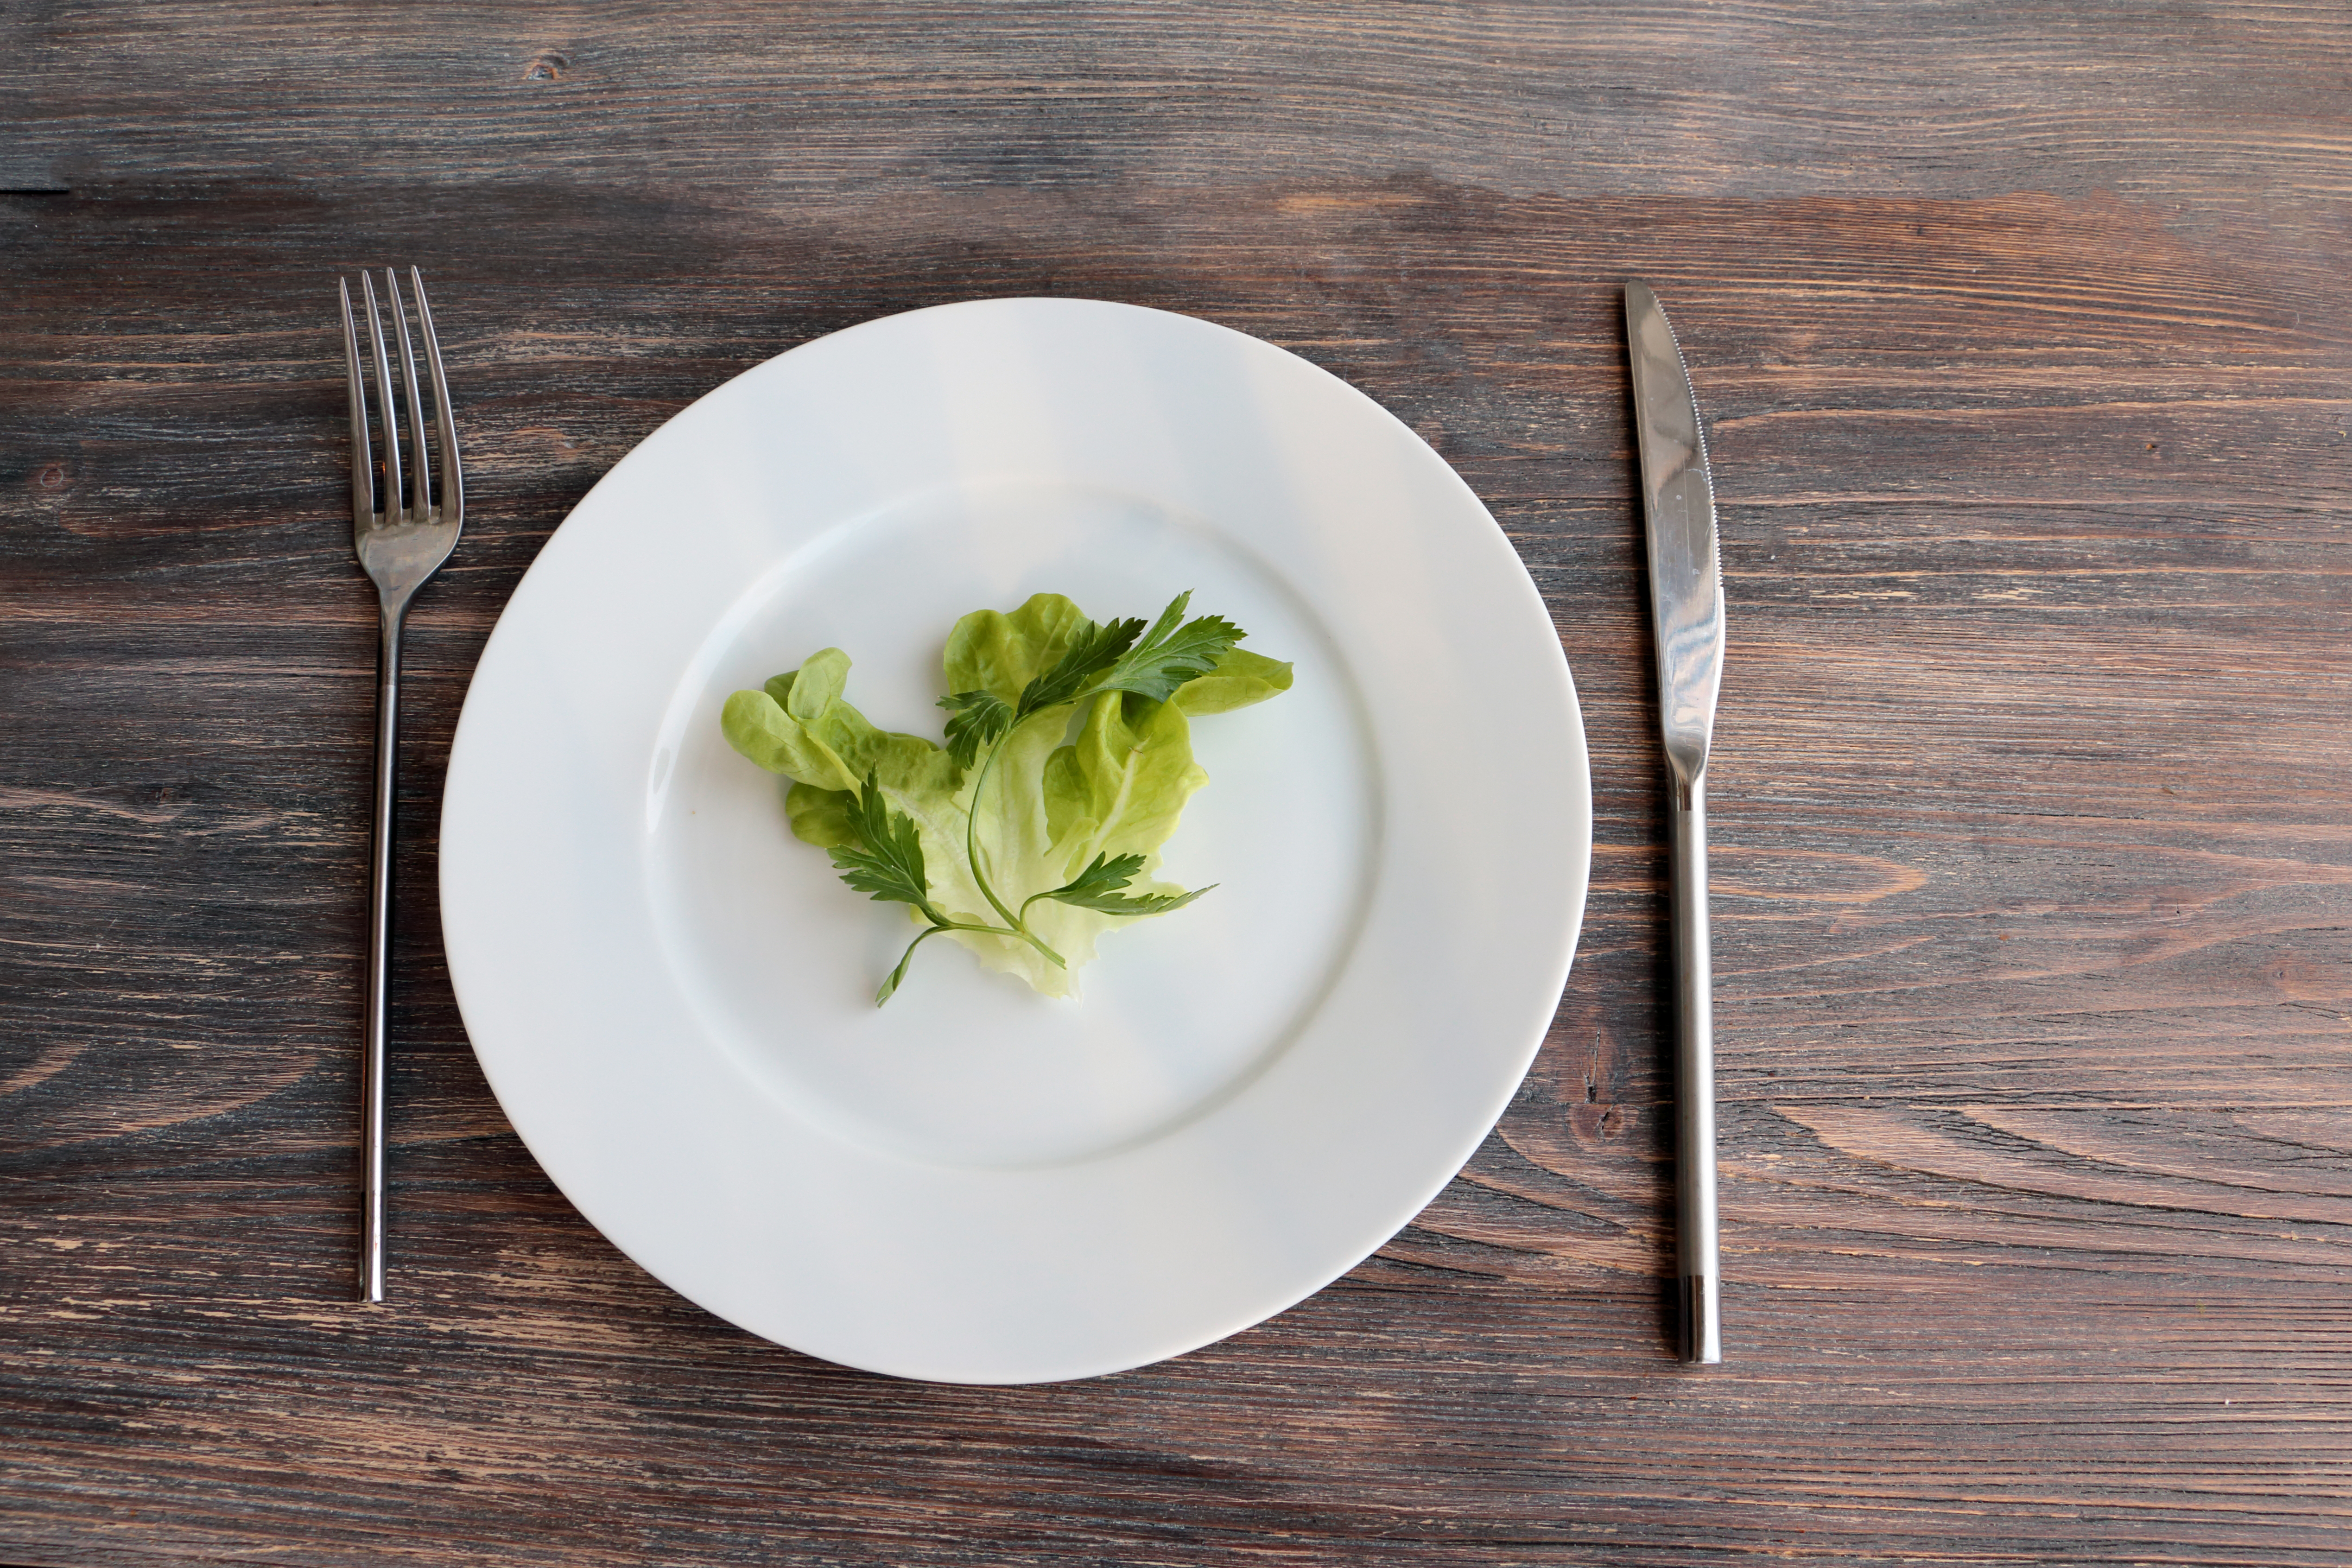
[1669,771,1722,1364]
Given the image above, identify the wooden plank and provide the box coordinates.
[3,0,2348,1563]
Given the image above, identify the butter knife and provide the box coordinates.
[1625,279,1724,1365]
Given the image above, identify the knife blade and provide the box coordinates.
[1624,279,1724,1365]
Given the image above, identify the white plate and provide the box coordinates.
[441,298,1590,1384]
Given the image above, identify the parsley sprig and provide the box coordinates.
[827,772,1041,1004]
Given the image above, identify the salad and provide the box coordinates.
[720,591,1290,1003]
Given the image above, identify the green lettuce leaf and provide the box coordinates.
[719,654,973,943]
[718,593,1290,1002]
[1174,646,1294,716]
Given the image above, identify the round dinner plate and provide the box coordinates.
[440,297,1591,1383]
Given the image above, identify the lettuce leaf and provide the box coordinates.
[718,592,1290,1002]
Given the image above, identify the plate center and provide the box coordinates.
[644,475,1376,1170]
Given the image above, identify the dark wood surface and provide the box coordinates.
[5,3,2349,1563]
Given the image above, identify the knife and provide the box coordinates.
[1624,279,1725,1365]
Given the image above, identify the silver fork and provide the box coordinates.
[339,267,463,1304]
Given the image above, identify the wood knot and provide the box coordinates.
[1568,1102,1629,1144]
[524,51,570,82]
[36,463,66,489]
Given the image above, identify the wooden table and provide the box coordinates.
[5,4,2347,1563]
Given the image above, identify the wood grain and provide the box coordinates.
[4,1,2349,1564]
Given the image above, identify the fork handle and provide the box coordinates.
[360,597,405,1304]
[1671,770,1721,1364]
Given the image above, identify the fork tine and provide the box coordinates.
[360,271,405,523]
[338,278,376,525]
[384,268,432,518]
[409,267,462,526]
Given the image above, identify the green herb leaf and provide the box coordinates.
[825,772,938,919]
[1015,616,1145,717]
[1051,851,1149,899]
[938,689,1015,770]
[1095,590,1245,705]
[1056,883,1215,917]
[1030,851,1214,917]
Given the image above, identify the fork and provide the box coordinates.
[339,267,463,1304]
